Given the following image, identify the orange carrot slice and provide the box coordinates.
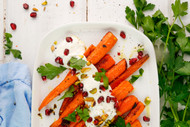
[110,54,149,89]
[38,71,78,111]
[95,54,115,72]
[111,81,134,101]
[131,119,142,127]
[125,102,145,124]
[75,121,85,127]
[59,97,74,116]
[87,32,118,64]
[84,44,96,57]
[50,92,84,127]
[106,59,127,82]
[117,95,139,116]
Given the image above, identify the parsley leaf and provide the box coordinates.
[64,112,76,122]
[58,85,75,101]
[175,62,190,75]
[125,6,137,28]
[10,49,22,59]
[129,68,144,84]
[142,16,155,32]
[76,107,90,122]
[126,123,131,127]
[94,69,109,89]
[37,63,66,80]
[69,57,87,70]
[186,24,190,33]
[172,0,188,18]
[110,116,130,127]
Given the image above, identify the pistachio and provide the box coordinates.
[99,121,104,125]
[51,45,55,52]
[89,88,97,94]
[32,8,39,11]
[54,41,57,45]
[74,81,81,85]
[101,114,108,121]
[81,68,91,73]
[81,74,88,79]
[85,97,94,102]
[42,1,48,6]
[144,97,151,105]
[86,61,91,66]
[43,7,46,11]
[91,101,96,107]
[95,116,102,121]
[79,55,84,58]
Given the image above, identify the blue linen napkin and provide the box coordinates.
[0,62,32,127]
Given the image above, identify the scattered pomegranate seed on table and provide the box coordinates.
[64,49,69,56]
[66,37,73,42]
[59,58,64,65]
[111,97,117,102]
[99,85,106,91]
[10,23,17,30]
[82,91,88,97]
[94,119,99,125]
[45,109,50,116]
[143,116,150,122]
[114,102,119,109]
[138,55,142,59]
[120,31,126,39]
[71,68,76,75]
[117,52,121,56]
[97,96,104,103]
[106,96,111,103]
[79,83,84,88]
[129,58,137,65]
[42,76,47,81]
[55,56,61,63]
[87,117,93,123]
[23,3,29,10]
[138,51,143,56]
[30,12,37,18]
[70,1,75,8]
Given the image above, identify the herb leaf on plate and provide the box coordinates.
[64,111,76,122]
[69,57,87,70]
[94,69,109,89]
[129,68,144,84]
[76,107,90,122]
[58,85,75,101]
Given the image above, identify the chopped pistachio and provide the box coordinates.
[81,67,91,73]
[42,1,47,6]
[90,88,97,94]
[79,55,84,58]
[85,97,94,102]
[74,81,81,85]
[51,45,55,52]
[32,8,39,11]
[101,114,108,121]
[144,97,151,105]
[54,41,57,45]
[81,74,88,79]
[86,61,91,66]
[99,121,104,125]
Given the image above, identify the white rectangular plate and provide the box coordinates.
[31,22,159,127]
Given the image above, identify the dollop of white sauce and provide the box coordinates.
[54,36,116,127]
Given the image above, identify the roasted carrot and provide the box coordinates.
[111,81,134,101]
[131,119,142,127]
[69,115,81,127]
[59,97,74,116]
[110,54,149,89]
[106,59,127,82]
[95,54,115,72]
[75,121,85,127]
[87,32,118,64]
[84,44,96,57]
[125,102,145,124]
[117,95,139,116]
[50,92,84,127]
[38,71,78,111]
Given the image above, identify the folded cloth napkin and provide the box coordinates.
[0,62,32,127]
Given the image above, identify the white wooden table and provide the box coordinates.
[0,0,190,74]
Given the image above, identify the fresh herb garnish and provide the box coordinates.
[110,116,131,127]
[76,107,90,122]
[69,57,87,70]
[129,68,144,84]
[64,111,76,122]
[58,85,75,101]
[4,33,22,59]
[125,0,190,126]
[37,63,66,80]
[94,69,109,89]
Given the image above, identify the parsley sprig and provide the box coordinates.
[58,85,75,101]
[110,116,131,127]
[69,57,87,70]
[94,69,109,89]
[129,68,144,84]
[125,0,190,126]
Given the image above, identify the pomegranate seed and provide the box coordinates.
[138,51,143,56]
[23,3,29,10]
[93,101,96,106]
[55,57,61,63]
[70,1,75,8]
[106,96,111,103]
[59,58,64,65]
[137,55,142,59]
[99,85,106,91]
[129,58,137,65]
[117,52,120,56]
[30,12,37,18]
[143,116,150,122]
[87,117,93,122]
[64,49,69,56]
[109,90,112,93]
[45,109,50,116]
[111,97,117,102]
[42,76,47,81]
[82,91,88,97]
[98,96,104,104]
[79,87,83,92]
[79,83,84,88]
[94,119,99,125]
[10,23,17,30]
[120,31,126,39]
[114,102,119,109]
[66,37,73,42]
[71,68,76,75]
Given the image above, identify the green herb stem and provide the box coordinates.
[179,16,185,28]
[160,93,167,119]
[169,100,179,122]
[182,94,190,121]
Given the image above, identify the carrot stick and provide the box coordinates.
[131,119,142,127]
[125,102,145,124]
[106,59,127,82]
[84,44,96,57]
[59,97,74,116]
[50,92,84,127]
[117,95,139,116]
[87,32,118,64]
[111,81,134,101]
[69,115,81,127]
[38,71,78,111]
[75,121,85,127]
[110,54,149,89]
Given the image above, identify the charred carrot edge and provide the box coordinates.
[87,32,118,64]
[125,102,145,124]
[110,54,149,89]
[59,97,74,116]
[50,92,84,127]
[75,121,85,127]
[69,115,81,127]
[111,81,134,101]
[131,119,142,127]
[38,71,78,111]
[84,44,96,57]
[106,59,127,82]
[95,54,115,72]
[117,95,139,116]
